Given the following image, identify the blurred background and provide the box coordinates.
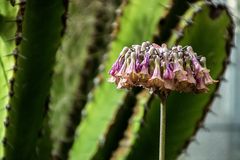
[179,0,240,159]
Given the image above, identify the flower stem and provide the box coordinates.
[159,93,167,160]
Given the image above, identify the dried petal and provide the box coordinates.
[125,52,138,83]
[148,57,164,89]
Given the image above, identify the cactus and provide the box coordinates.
[0,0,68,159]
[50,0,101,158]
[123,2,234,160]
[69,0,171,159]
[110,91,150,160]
[0,1,17,157]
[0,0,235,160]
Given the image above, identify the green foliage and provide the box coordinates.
[0,0,235,160]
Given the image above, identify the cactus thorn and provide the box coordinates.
[5,104,12,112]
[143,103,149,110]
[4,49,26,59]
[98,64,105,72]
[224,59,232,65]
[111,21,119,29]
[15,1,26,6]
[192,138,200,145]
[186,19,194,25]
[115,8,122,16]
[200,124,210,132]
[9,90,14,97]
[208,108,217,116]
[2,138,7,146]
[157,2,171,10]
[4,117,10,128]
[6,65,19,72]
[93,77,101,86]
[81,109,87,118]
[204,0,214,6]
[187,2,202,12]
[182,149,190,157]
[98,135,105,147]
[7,0,15,6]
[229,41,236,48]
[2,137,14,150]
[7,32,25,45]
[219,76,227,82]
[214,92,222,98]
[177,15,194,25]
[5,16,23,23]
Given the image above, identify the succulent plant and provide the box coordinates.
[0,0,234,160]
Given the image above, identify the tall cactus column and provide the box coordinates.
[4,0,67,159]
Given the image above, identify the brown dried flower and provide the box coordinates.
[109,41,217,93]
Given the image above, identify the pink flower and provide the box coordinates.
[148,57,164,90]
[108,42,217,93]
[125,52,138,83]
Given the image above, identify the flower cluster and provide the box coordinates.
[109,41,217,93]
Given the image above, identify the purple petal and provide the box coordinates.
[163,63,174,79]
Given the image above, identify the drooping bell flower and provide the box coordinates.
[148,57,164,90]
[138,53,150,86]
[162,62,175,90]
[172,53,187,82]
[109,47,129,76]
[125,52,138,83]
[108,41,217,93]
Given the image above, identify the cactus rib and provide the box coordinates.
[110,91,150,160]
[91,88,141,160]
[50,0,99,158]
[4,0,66,159]
[53,1,119,159]
[0,1,18,157]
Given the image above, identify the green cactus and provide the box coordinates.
[0,0,68,159]
[50,0,99,157]
[69,0,171,159]
[110,91,150,160]
[0,0,235,160]
[123,2,234,160]
[0,1,17,157]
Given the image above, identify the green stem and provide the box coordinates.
[159,93,167,160]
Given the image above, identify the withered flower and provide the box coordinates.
[109,41,217,93]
